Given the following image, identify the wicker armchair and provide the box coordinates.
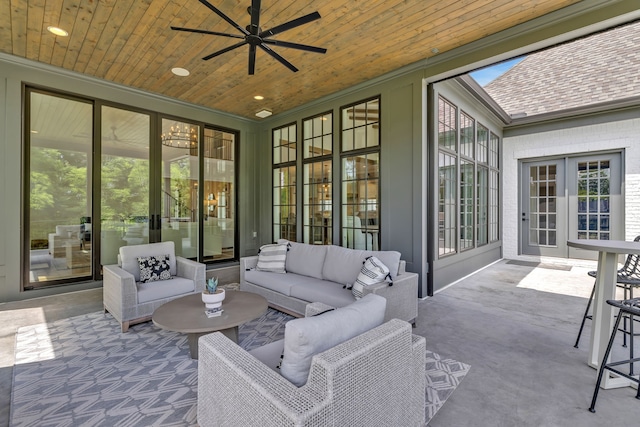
[197,303,426,427]
[103,241,205,332]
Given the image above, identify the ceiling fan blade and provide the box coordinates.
[262,39,326,54]
[170,26,244,39]
[260,11,321,38]
[248,44,257,75]
[258,44,298,72]
[199,0,249,35]
[249,0,261,35]
[203,41,247,61]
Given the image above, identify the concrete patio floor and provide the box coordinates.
[1,258,640,426]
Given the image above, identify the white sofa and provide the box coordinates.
[103,241,205,332]
[240,240,419,324]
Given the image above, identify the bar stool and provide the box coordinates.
[574,235,640,351]
[589,297,640,413]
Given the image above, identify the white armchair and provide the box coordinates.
[197,299,426,427]
[103,241,205,332]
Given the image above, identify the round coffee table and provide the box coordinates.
[152,290,268,359]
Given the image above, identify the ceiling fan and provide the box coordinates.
[171,0,327,75]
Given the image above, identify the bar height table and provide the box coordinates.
[567,239,640,389]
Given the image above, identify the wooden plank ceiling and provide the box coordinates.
[1,0,579,119]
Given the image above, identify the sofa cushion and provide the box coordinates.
[137,276,195,304]
[279,294,386,387]
[256,243,289,273]
[138,254,172,283]
[352,256,392,299]
[278,240,327,279]
[120,241,177,282]
[321,245,401,285]
[244,269,315,296]
[290,280,356,308]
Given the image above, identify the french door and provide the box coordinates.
[520,153,622,259]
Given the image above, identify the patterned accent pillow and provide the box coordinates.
[255,243,289,273]
[137,254,172,283]
[351,256,392,299]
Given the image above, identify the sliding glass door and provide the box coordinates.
[25,91,93,287]
[101,106,151,266]
[23,87,239,291]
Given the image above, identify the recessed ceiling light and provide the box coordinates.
[30,130,39,134]
[254,95,264,100]
[171,67,190,76]
[47,26,68,37]
[255,109,272,118]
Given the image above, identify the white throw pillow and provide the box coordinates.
[255,243,289,273]
[279,294,386,387]
[351,256,392,299]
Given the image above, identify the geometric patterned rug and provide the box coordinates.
[11,309,469,426]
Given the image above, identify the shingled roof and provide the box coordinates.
[483,20,640,117]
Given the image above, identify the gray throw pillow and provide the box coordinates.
[279,294,387,387]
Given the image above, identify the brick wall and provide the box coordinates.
[503,117,640,259]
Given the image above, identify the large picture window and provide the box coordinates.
[303,112,333,245]
[273,123,297,241]
[437,95,500,258]
[341,97,380,250]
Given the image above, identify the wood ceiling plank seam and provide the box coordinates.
[105,0,173,82]
[10,0,28,58]
[132,0,230,91]
[25,0,46,60]
[118,0,189,86]
[62,0,101,71]
[126,0,193,88]
[49,0,83,68]
[132,0,215,89]
[83,0,136,76]
[0,1,13,53]
[92,0,154,79]
[73,0,118,74]
[428,0,578,49]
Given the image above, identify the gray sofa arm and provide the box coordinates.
[102,264,138,322]
[176,256,206,292]
[362,270,419,324]
[197,332,326,427]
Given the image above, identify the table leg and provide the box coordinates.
[590,251,634,389]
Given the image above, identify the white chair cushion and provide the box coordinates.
[137,276,195,304]
[279,294,386,387]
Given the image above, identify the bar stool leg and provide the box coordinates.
[629,288,635,376]
[622,286,630,348]
[575,283,596,348]
[589,313,624,413]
